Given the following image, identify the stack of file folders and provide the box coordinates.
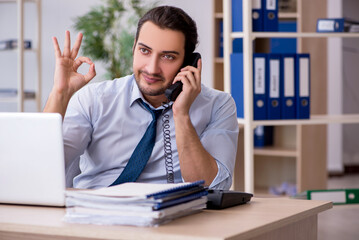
[231,53,311,120]
[64,180,208,227]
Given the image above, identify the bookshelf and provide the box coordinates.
[0,0,42,112]
[215,0,359,194]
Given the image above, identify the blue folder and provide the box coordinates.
[153,191,208,210]
[233,39,243,53]
[254,125,274,147]
[262,0,278,31]
[219,20,223,58]
[231,53,244,118]
[295,54,310,119]
[280,54,296,119]
[232,0,243,32]
[253,53,267,120]
[219,21,243,58]
[252,0,263,31]
[270,21,297,54]
[267,54,281,119]
[316,18,345,32]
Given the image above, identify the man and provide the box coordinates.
[44,6,239,189]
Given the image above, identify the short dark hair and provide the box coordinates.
[135,6,198,61]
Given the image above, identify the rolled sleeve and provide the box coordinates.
[209,160,232,189]
[200,95,239,190]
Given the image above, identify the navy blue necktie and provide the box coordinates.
[110,100,162,186]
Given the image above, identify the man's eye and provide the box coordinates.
[163,55,175,60]
[140,48,149,54]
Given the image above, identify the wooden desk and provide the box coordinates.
[0,197,332,240]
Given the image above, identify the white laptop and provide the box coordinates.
[0,112,66,206]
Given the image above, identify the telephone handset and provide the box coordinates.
[165,52,202,102]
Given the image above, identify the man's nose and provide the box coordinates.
[147,55,160,74]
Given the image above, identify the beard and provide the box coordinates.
[134,70,172,96]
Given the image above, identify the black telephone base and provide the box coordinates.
[206,189,253,210]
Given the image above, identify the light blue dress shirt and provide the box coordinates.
[63,75,239,189]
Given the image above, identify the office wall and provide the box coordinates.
[342,0,359,167]
[0,0,213,112]
[327,0,359,171]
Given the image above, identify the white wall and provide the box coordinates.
[0,0,213,112]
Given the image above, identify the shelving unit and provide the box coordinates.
[215,0,359,194]
[0,0,42,112]
[240,114,359,126]
[234,32,359,38]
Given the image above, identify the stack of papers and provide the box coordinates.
[64,180,208,227]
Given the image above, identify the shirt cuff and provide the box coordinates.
[180,159,232,189]
[208,159,232,190]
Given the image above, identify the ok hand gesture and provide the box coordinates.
[52,31,96,96]
[44,31,96,117]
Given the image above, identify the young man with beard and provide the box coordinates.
[44,6,239,190]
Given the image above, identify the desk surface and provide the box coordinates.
[0,197,332,240]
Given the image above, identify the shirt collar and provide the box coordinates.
[129,74,143,107]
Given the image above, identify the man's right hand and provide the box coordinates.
[43,31,96,118]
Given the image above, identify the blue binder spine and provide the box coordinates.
[267,54,281,119]
[280,54,296,119]
[254,125,265,147]
[254,125,274,147]
[233,38,243,53]
[253,53,267,120]
[231,53,244,118]
[252,0,263,31]
[262,0,278,31]
[232,0,243,32]
[270,21,297,54]
[316,18,345,32]
[295,54,310,119]
[219,20,223,58]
